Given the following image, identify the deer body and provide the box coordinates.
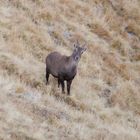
[46,42,86,95]
[46,52,77,80]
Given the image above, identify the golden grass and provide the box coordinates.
[0,0,140,139]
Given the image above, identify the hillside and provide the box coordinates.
[0,0,140,139]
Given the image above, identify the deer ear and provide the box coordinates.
[81,43,87,52]
[74,44,78,49]
[83,47,87,51]
[81,47,87,54]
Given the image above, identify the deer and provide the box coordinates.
[45,41,87,95]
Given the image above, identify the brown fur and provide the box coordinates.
[46,42,86,95]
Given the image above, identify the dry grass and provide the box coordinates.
[0,0,140,139]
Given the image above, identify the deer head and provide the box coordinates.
[72,40,87,62]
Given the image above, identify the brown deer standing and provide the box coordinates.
[45,41,87,95]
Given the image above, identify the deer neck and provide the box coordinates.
[69,53,78,66]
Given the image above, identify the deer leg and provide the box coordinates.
[60,80,65,94]
[46,68,50,85]
[67,80,72,95]
[58,79,60,88]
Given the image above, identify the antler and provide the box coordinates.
[76,40,80,45]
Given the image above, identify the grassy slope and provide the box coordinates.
[0,0,140,139]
